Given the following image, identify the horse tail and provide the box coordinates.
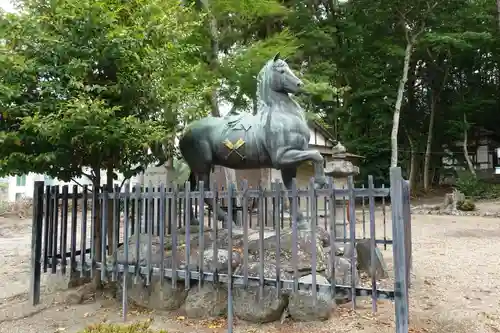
[188,170,196,185]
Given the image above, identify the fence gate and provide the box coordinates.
[29,167,411,332]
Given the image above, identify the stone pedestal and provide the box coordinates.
[324,142,361,237]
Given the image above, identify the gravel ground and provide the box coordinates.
[0,204,500,333]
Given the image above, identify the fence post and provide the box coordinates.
[402,179,412,287]
[30,181,45,306]
[389,167,409,333]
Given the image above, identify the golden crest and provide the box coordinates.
[223,138,246,159]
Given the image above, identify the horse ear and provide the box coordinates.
[273,52,280,62]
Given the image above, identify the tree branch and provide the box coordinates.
[82,172,93,182]
[398,2,438,43]
[120,165,146,189]
[412,22,426,42]
[437,57,450,98]
[119,177,129,191]
[426,48,436,63]
[229,92,244,114]
[71,178,93,193]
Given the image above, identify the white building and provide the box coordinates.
[4,162,186,202]
[6,169,135,202]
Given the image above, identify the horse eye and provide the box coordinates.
[279,69,285,74]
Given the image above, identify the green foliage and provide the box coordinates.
[80,321,165,333]
[219,30,301,110]
[211,0,287,19]
[0,0,206,182]
[456,199,476,211]
[1,0,500,191]
[455,174,500,200]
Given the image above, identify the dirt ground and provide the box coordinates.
[1,200,500,333]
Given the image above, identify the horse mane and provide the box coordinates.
[256,60,272,111]
[256,58,301,117]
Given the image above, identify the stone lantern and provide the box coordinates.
[324,142,362,239]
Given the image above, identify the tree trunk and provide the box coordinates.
[92,168,102,287]
[406,130,417,190]
[423,96,436,191]
[201,0,239,201]
[165,158,174,184]
[391,41,413,167]
[409,152,416,190]
[463,113,476,176]
[106,166,114,255]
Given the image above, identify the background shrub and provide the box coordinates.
[457,199,476,211]
[455,173,500,200]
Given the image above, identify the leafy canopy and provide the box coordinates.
[0,0,206,181]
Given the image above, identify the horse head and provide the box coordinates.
[256,52,304,107]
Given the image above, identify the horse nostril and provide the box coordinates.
[297,81,303,87]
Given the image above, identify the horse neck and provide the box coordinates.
[268,91,304,119]
[257,91,306,128]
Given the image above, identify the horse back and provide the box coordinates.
[210,115,271,169]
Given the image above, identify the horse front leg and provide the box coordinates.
[274,148,327,189]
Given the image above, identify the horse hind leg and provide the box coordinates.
[186,172,201,226]
[189,170,236,230]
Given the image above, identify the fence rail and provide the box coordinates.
[30,167,412,333]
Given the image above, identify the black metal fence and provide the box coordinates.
[29,167,411,333]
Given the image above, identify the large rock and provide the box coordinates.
[288,274,334,321]
[326,256,358,286]
[233,286,288,323]
[122,275,188,310]
[234,261,294,284]
[113,233,165,266]
[184,283,228,318]
[442,190,465,211]
[247,229,328,276]
[115,255,188,310]
[320,255,358,304]
[334,242,356,258]
[112,225,363,323]
[112,227,211,267]
[114,228,244,271]
[209,228,247,248]
[192,248,242,273]
[233,262,291,323]
[315,226,331,248]
[355,239,388,279]
[114,228,237,310]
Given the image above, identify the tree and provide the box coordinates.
[0,0,206,284]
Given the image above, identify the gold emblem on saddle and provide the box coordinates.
[223,138,245,160]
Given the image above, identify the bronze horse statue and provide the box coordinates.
[178,53,327,229]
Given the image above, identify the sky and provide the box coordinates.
[0,0,14,12]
